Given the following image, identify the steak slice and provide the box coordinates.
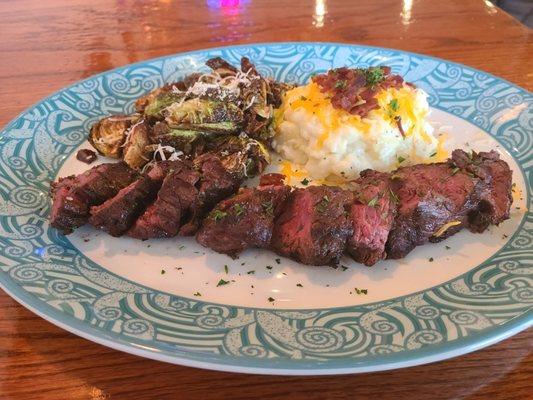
[128,166,201,240]
[347,170,396,266]
[50,162,138,234]
[271,186,353,266]
[385,161,478,259]
[451,150,513,232]
[179,154,243,236]
[196,174,291,257]
[89,176,160,237]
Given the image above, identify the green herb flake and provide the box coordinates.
[178,245,186,250]
[193,292,202,297]
[430,151,437,158]
[445,245,451,250]
[275,258,281,264]
[211,209,228,221]
[216,279,230,287]
[364,67,385,88]
[341,265,348,271]
[299,95,308,101]
[389,188,399,204]
[388,98,399,113]
[262,201,274,216]
[316,195,330,213]
[334,80,347,89]
[301,178,310,186]
[367,196,379,207]
[233,203,244,216]
[354,287,368,295]
[161,269,166,275]
[247,270,255,274]
[224,265,229,274]
[296,283,303,288]
[451,167,460,176]
[397,156,406,164]
[266,265,273,270]
[267,297,275,302]
[429,257,434,262]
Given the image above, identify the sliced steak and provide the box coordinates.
[347,170,396,266]
[50,162,138,234]
[89,176,160,237]
[385,161,478,259]
[271,186,353,266]
[178,154,243,236]
[196,174,291,257]
[451,150,513,232]
[128,165,201,239]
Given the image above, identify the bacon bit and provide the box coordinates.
[312,67,405,117]
[396,117,406,137]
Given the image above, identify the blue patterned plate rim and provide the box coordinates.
[0,42,531,374]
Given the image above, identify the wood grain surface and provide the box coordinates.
[0,0,531,399]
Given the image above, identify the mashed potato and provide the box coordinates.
[273,81,445,183]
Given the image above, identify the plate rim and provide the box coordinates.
[0,41,531,374]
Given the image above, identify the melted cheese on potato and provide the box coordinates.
[273,82,446,183]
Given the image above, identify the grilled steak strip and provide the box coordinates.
[50,162,138,234]
[89,176,161,237]
[196,173,291,257]
[347,170,396,266]
[271,186,353,266]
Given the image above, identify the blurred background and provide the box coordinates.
[492,0,533,27]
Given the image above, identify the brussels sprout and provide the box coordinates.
[165,98,243,128]
[204,135,270,178]
[143,92,185,119]
[88,115,139,158]
[122,120,152,170]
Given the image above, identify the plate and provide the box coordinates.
[0,43,531,375]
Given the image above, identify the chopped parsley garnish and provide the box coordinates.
[341,265,348,271]
[389,98,399,113]
[445,245,451,250]
[354,288,368,295]
[429,257,434,262]
[247,270,255,274]
[267,297,275,302]
[224,265,229,274]
[430,151,437,158]
[161,269,166,275]
[178,245,186,250]
[364,67,385,88]
[275,258,281,264]
[397,156,406,164]
[233,203,244,216]
[316,195,330,213]
[211,210,227,221]
[334,80,347,89]
[262,201,274,216]
[451,167,460,176]
[266,265,273,270]
[296,283,303,287]
[299,95,308,101]
[367,196,379,207]
[216,279,229,287]
[389,188,399,204]
[193,292,202,297]
[301,178,310,186]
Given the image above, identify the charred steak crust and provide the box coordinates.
[271,186,353,266]
[50,162,138,234]
[451,150,513,232]
[385,162,478,259]
[347,170,396,266]
[196,174,291,257]
[89,176,160,237]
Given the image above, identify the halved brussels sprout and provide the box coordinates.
[143,92,185,119]
[122,120,152,170]
[88,114,139,158]
[165,98,243,128]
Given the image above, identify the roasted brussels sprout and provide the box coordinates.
[88,115,139,158]
[143,92,185,119]
[165,98,243,131]
[122,120,153,170]
[202,135,270,178]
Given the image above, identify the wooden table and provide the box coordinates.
[0,0,531,398]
